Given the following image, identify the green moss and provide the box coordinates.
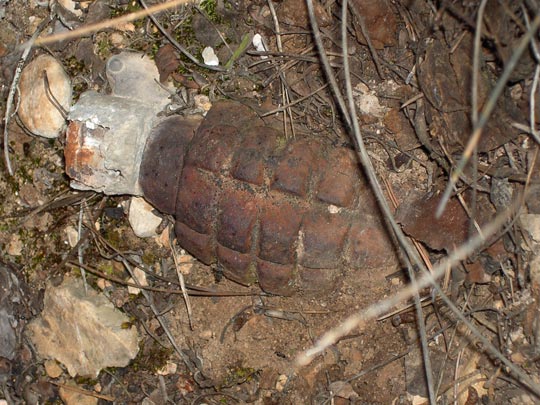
[199,0,220,22]
[141,251,157,266]
[74,376,97,386]
[102,228,123,248]
[31,252,45,266]
[150,41,161,58]
[131,340,173,373]
[275,134,288,151]
[95,33,113,60]
[220,366,258,388]
[64,56,86,77]
[121,317,137,329]
[97,261,114,276]
[111,0,141,18]
[6,175,19,193]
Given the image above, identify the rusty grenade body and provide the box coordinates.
[139,100,394,295]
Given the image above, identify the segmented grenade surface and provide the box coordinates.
[140,100,393,295]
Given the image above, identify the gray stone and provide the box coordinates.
[0,308,16,360]
[26,277,139,377]
[0,264,23,360]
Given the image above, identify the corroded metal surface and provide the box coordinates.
[140,100,396,295]
[65,52,173,195]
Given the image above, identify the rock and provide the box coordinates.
[44,359,63,378]
[350,0,398,49]
[354,82,387,119]
[0,264,26,360]
[6,234,22,256]
[328,381,359,400]
[128,197,162,238]
[57,0,83,17]
[276,374,288,392]
[397,192,473,251]
[26,277,139,377]
[18,54,72,138]
[59,382,98,405]
[521,214,540,244]
[0,307,16,359]
[156,361,177,375]
[193,94,212,112]
[202,46,219,66]
[127,266,148,295]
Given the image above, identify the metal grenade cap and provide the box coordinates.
[65,52,172,195]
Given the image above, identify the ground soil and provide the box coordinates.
[1,0,540,404]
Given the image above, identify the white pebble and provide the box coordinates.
[128,197,162,238]
[202,47,219,66]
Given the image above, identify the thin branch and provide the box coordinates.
[31,0,192,47]
[437,10,540,217]
[305,0,351,127]
[4,17,51,175]
[122,258,198,375]
[472,0,488,126]
[341,2,435,402]
[138,0,226,72]
[300,0,540,399]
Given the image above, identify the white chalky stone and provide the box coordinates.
[128,197,162,238]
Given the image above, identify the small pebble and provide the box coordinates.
[275,374,288,392]
[156,361,177,376]
[202,46,219,66]
[64,225,79,248]
[127,267,148,295]
[252,34,268,58]
[198,330,213,340]
[128,197,162,238]
[7,234,23,256]
[194,94,212,112]
[44,359,63,378]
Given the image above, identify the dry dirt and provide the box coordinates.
[1,0,540,404]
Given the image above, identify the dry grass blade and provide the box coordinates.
[170,233,194,330]
[471,0,489,127]
[306,0,351,128]
[49,381,115,401]
[121,258,200,376]
[66,261,256,297]
[266,0,295,138]
[30,0,191,47]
